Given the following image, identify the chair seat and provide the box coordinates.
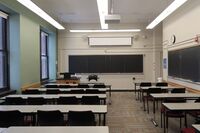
[181,128,195,133]
[188,111,200,117]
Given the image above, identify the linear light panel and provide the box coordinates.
[146,0,188,29]
[17,0,65,30]
[70,29,141,33]
[97,0,108,29]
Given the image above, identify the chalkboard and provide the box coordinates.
[69,55,143,73]
[168,46,200,82]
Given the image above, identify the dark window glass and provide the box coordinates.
[0,17,8,89]
[40,31,49,80]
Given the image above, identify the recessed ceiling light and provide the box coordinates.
[70,29,141,33]
[97,0,108,29]
[17,0,65,30]
[146,0,188,29]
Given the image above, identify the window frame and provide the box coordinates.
[0,13,9,91]
[40,31,49,81]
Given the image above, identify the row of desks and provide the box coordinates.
[0,126,109,133]
[0,94,107,104]
[0,104,107,126]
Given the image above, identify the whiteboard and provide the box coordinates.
[89,37,132,46]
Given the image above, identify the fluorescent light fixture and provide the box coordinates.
[146,0,188,29]
[70,29,141,33]
[17,0,65,30]
[97,0,108,29]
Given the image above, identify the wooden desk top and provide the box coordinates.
[163,103,200,111]
[2,126,109,133]
[2,94,107,99]
[192,124,200,131]
[0,105,107,113]
[151,93,200,98]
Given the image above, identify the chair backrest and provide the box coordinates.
[81,96,100,105]
[0,110,24,127]
[27,97,46,105]
[195,98,200,103]
[156,82,168,87]
[171,88,186,93]
[45,84,59,88]
[46,89,60,94]
[70,89,85,94]
[147,87,162,95]
[57,96,79,105]
[93,84,106,88]
[67,110,95,126]
[5,97,26,105]
[85,89,102,94]
[77,84,90,88]
[88,75,98,81]
[22,89,40,94]
[59,85,70,88]
[37,110,65,126]
[140,82,152,87]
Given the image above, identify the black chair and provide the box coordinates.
[88,75,98,81]
[45,84,58,88]
[77,84,90,88]
[171,88,186,93]
[0,110,25,127]
[161,98,187,129]
[37,110,65,126]
[81,96,100,105]
[85,89,103,94]
[57,96,79,105]
[156,82,168,87]
[46,89,60,94]
[70,89,85,94]
[93,84,106,88]
[139,82,152,103]
[59,85,71,88]
[22,89,40,94]
[27,97,46,105]
[144,87,162,113]
[67,110,96,126]
[5,97,26,105]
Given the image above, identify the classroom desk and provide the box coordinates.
[192,124,200,132]
[2,126,109,133]
[163,103,200,133]
[0,128,6,133]
[0,105,107,126]
[140,86,180,111]
[43,83,112,98]
[150,93,200,126]
[1,94,107,104]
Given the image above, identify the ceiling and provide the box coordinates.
[32,0,173,25]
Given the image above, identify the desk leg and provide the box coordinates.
[164,110,166,133]
[103,113,106,126]
[142,91,146,111]
[151,98,158,127]
[108,86,112,105]
[99,114,101,126]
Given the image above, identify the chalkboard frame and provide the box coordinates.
[69,55,144,74]
[168,46,200,82]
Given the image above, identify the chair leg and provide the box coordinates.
[166,115,168,129]
[161,112,163,128]
[185,113,187,127]
[180,117,182,128]
[147,98,149,113]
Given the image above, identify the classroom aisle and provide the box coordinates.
[106,92,195,133]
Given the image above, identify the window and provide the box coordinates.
[40,31,49,80]
[0,16,8,89]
